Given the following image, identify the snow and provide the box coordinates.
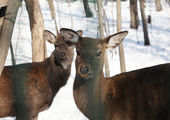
[1,0,170,120]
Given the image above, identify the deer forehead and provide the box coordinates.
[78,37,103,51]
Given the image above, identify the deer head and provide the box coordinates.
[43,30,74,70]
[60,28,128,77]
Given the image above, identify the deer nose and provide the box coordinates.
[59,52,65,59]
[80,65,89,74]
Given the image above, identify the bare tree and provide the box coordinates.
[104,0,108,5]
[56,0,61,28]
[68,0,73,29]
[155,0,162,11]
[0,0,8,8]
[117,0,126,72]
[83,0,93,17]
[111,0,115,33]
[129,0,139,29]
[10,41,16,65]
[166,0,170,4]
[140,0,150,46]
[97,0,110,77]
[25,0,46,62]
[47,0,59,34]
[0,6,15,66]
[0,0,21,77]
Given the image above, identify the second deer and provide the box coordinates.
[60,28,170,120]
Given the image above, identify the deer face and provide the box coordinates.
[60,28,128,78]
[75,37,105,80]
[43,30,75,70]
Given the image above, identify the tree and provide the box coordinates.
[25,0,46,62]
[129,0,139,29]
[140,0,150,46]
[83,0,93,17]
[10,41,16,65]
[0,0,8,8]
[166,0,170,4]
[47,0,59,34]
[155,0,162,11]
[117,0,126,72]
[0,0,21,77]
[97,0,110,77]
[0,6,15,65]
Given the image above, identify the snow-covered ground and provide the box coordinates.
[1,0,170,120]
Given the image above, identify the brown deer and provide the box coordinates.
[60,28,170,120]
[0,29,82,120]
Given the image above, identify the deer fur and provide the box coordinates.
[0,29,82,120]
[60,28,170,120]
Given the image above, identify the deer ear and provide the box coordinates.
[43,30,56,44]
[77,30,83,37]
[104,31,128,48]
[60,28,79,43]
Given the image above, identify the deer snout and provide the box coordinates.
[80,65,89,74]
[59,52,66,60]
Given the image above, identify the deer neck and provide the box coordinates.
[73,68,107,119]
[46,53,71,97]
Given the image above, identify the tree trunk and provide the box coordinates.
[97,0,110,77]
[68,0,74,29]
[56,0,61,28]
[129,0,139,29]
[140,0,150,46]
[25,0,46,62]
[47,0,59,34]
[83,0,93,17]
[0,0,21,77]
[166,0,170,4]
[104,0,108,5]
[155,0,162,11]
[117,0,126,72]
[10,41,16,65]
[0,0,8,7]
[0,17,4,29]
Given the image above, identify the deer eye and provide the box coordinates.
[96,51,102,56]
[60,52,65,58]
[80,65,89,74]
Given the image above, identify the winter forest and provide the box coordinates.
[0,0,170,120]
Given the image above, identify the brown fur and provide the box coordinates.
[72,36,170,120]
[0,32,74,120]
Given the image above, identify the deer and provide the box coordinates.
[0,29,82,120]
[60,28,170,120]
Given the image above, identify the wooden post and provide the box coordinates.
[0,0,21,77]
[25,0,46,62]
[97,0,110,77]
[117,0,126,72]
